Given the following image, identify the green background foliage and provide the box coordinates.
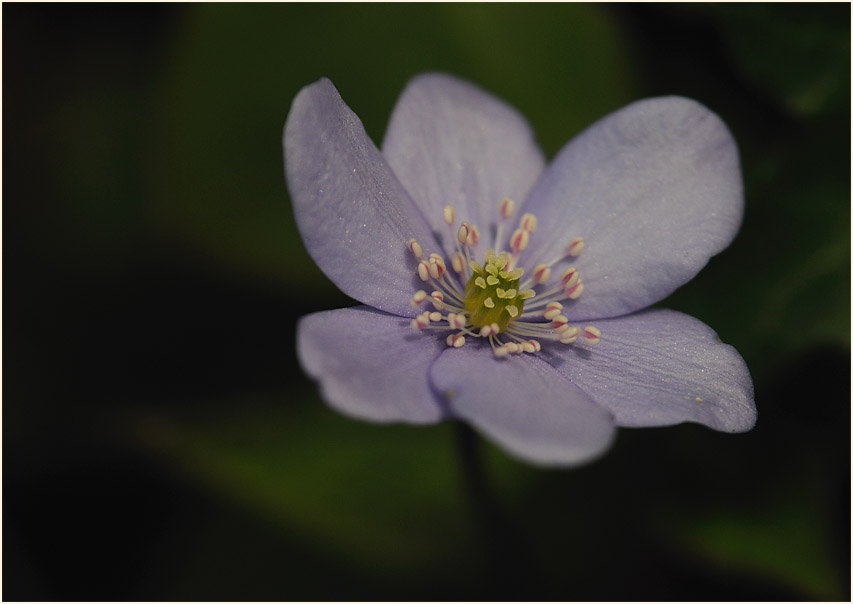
[4,3,849,600]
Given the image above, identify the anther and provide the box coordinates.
[519,213,538,233]
[417,261,430,282]
[410,290,427,306]
[443,205,456,226]
[457,222,470,244]
[567,237,585,257]
[446,333,466,348]
[510,229,529,254]
[448,313,467,329]
[560,326,581,344]
[451,252,465,274]
[533,264,551,285]
[500,197,515,219]
[428,254,446,279]
[429,311,442,323]
[466,225,480,246]
[411,312,431,331]
[566,280,584,299]
[408,238,423,259]
[583,326,601,345]
[430,291,444,309]
[520,340,536,353]
[543,302,563,320]
[560,267,579,288]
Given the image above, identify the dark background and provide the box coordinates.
[4,3,850,600]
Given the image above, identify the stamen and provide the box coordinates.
[567,237,585,257]
[533,264,551,284]
[444,205,456,226]
[510,228,529,254]
[560,267,579,288]
[408,238,423,259]
[417,261,430,282]
[543,302,563,320]
[447,313,467,329]
[451,252,465,274]
[519,213,538,233]
[446,333,466,348]
[430,291,444,310]
[457,222,470,244]
[560,326,581,344]
[500,197,515,219]
[565,280,584,300]
[466,225,480,247]
[583,326,601,345]
[410,290,427,306]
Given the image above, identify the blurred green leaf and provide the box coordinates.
[666,459,844,600]
[133,391,529,572]
[678,4,850,117]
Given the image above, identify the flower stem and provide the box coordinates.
[453,422,535,597]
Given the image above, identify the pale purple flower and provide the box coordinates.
[284,73,756,466]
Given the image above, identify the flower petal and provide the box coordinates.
[549,309,755,432]
[297,306,446,423]
[521,97,744,321]
[430,346,615,466]
[284,78,441,318]
[382,73,546,253]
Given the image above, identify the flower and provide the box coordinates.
[284,73,756,466]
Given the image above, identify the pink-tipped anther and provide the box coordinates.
[543,302,563,320]
[533,263,551,285]
[510,229,529,254]
[408,238,423,259]
[500,197,515,220]
[583,326,601,345]
[560,267,579,288]
[410,290,427,306]
[466,225,480,246]
[446,333,466,348]
[566,280,584,300]
[519,213,538,233]
[567,237,585,257]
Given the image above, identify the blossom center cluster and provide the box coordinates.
[464,251,531,331]
[408,197,600,357]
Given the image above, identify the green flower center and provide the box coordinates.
[464,251,534,332]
